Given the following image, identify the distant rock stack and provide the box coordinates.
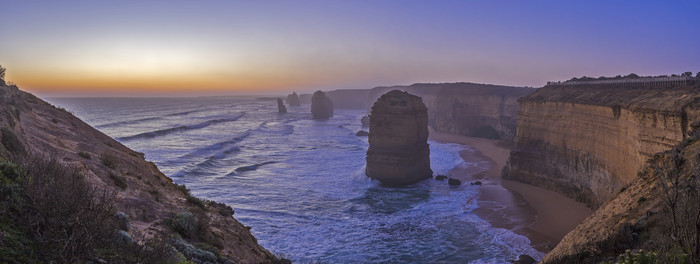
[277,98,287,113]
[286,91,301,106]
[311,91,334,119]
[365,90,432,186]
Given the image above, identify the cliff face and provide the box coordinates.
[366,90,432,186]
[368,83,533,140]
[542,134,700,263]
[504,85,700,208]
[0,85,279,263]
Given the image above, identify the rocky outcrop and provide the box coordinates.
[360,115,370,127]
[368,83,533,140]
[277,98,287,113]
[365,90,432,186]
[286,91,301,106]
[311,90,334,119]
[0,84,281,263]
[503,84,700,208]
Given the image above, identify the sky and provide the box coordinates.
[0,1,699,96]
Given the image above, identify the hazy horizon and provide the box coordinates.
[1,1,699,96]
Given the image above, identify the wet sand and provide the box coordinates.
[429,131,592,252]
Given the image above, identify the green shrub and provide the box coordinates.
[172,212,198,238]
[109,171,128,190]
[186,195,206,209]
[78,151,91,159]
[101,152,118,169]
[1,128,25,154]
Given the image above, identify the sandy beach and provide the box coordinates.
[429,130,592,252]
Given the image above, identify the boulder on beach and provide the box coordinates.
[365,90,432,186]
[277,98,287,113]
[286,91,301,106]
[311,90,334,119]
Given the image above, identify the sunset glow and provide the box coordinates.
[1,1,699,96]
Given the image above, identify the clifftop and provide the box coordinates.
[521,84,700,111]
[0,85,281,263]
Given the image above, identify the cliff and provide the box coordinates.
[0,85,281,263]
[503,84,700,208]
[368,83,533,140]
[542,132,700,263]
[365,90,432,186]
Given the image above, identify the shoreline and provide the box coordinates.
[429,130,592,253]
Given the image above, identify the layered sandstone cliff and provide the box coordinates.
[0,85,280,263]
[366,90,432,186]
[368,83,533,140]
[503,84,700,208]
[543,131,700,263]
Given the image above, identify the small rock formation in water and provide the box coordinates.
[277,98,287,113]
[286,91,301,106]
[448,178,461,186]
[435,175,447,180]
[513,255,536,264]
[311,90,334,119]
[360,115,370,127]
[365,90,432,186]
[470,180,482,185]
[355,130,369,137]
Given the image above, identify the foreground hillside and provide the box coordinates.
[0,84,283,263]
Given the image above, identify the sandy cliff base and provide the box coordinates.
[429,131,592,252]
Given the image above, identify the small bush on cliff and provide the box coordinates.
[101,152,118,169]
[1,127,25,155]
[653,146,700,262]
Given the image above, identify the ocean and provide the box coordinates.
[47,97,543,263]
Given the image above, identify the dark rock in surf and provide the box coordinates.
[448,178,461,186]
[361,115,370,127]
[355,130,369,137]
[435,175,448,180]
[311,91,334,119]
[277,98,287,113]
[365,90,432,186]
[286,91,301,106]
[471,180,482,185]
[513,255,536,264]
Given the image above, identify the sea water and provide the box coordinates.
[48,97,543,263]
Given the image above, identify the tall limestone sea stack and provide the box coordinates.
[311,90,334,119]
[366,90,432,186]
[286,91,301,106]
[276,98,287,113]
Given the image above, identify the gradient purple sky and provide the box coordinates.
[1,1,699,96]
